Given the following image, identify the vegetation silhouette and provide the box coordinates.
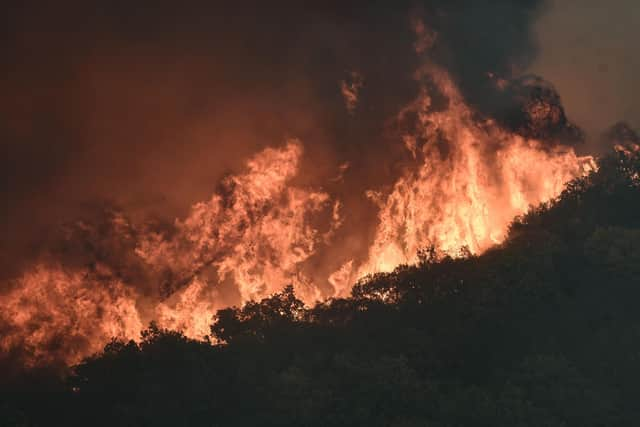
[2,146,640,426]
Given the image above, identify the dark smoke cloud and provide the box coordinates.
[2,0,556,281]
[491,75,584,144]
[600,122,640,148]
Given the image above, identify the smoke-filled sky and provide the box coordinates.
[2,0,637,279]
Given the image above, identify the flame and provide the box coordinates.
[0,264,142,365]
[155,278,216,340]
[137,140,333,304]
[333,66,595,290]
[0,66,595,364]
[136,140,336,337]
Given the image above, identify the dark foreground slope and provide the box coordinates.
[3,147,640,426]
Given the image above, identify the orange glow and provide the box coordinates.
[140,140,335,338]
[0,67,595,365]
[355,65,595,277]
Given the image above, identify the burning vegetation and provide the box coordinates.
[2,2,640,425]
[4,135,640,427]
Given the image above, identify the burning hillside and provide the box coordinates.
[0,64,594,365]
[0,2,625,367]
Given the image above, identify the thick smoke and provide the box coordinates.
[601,122,640,148]
[2,1,607,365]
[491,75,584,144]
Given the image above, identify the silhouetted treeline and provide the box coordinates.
[3,146,640,426]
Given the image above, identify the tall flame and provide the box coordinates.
[353,66,595,279]
[138,140,335,338]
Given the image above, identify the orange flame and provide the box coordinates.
[0,264,142,365]
[330,65,595,293]
[137,140,336,337]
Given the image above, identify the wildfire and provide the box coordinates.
[0,65,595,366]
[350,65,595,281]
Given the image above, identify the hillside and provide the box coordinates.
[3,146,640,426]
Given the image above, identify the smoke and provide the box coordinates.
[528,0,640,151]
[1,1,555,273]
[490,75,584,144]
[600,122,640,149]
[1,1,617,365]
